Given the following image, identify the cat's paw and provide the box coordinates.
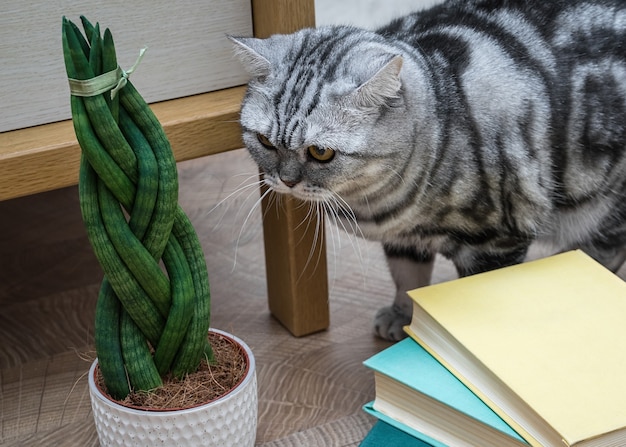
[374,305,411,341]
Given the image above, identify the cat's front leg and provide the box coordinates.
[374,245,434,341]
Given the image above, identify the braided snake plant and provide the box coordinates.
[62,17,212,400]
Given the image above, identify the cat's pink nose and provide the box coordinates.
[281,179,298,188]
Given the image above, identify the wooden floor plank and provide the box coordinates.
[1,420,98,447]
[0,287,97,370]
[258,413,374,447]
[0,351,93,445]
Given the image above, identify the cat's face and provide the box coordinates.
[239,78,371,202]
[230,29,406,204]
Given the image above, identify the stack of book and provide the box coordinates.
[360,250,626,447]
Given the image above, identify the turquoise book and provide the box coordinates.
[360,420,434,447]
[363,338,528,447]
[363,403,442,447]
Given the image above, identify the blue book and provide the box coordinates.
[360,420,434,447]
[363,338,528,447]
[363,403,443,447]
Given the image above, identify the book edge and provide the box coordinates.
[363,339,525,442]
[403,325,548,447]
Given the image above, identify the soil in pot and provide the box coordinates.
[94,331,248,410]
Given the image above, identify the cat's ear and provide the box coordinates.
[353,55,403,108]
[228,36,272,78]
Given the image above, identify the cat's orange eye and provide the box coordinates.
[308,145,335,162]
[257,133,275,149]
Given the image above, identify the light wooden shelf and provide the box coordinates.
[0,86,246,201]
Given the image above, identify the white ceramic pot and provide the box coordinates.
[88,329,257,447]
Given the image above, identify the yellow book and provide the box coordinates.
[405,250,626,447]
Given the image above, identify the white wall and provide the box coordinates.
[0,0,252,133]
[315,0,443,29]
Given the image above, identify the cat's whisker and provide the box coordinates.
[314,203,330,272]
[323,200,349,290]
[295,201,327,283]
[295,199,321,244]
[316,202,339,291]
[232,179,270,225]
[211,175,267,246]
[231,184,274,272]
[262,187,286,219]
[263,189,279,219]
[324,192,369,281]
[206,175,263,234]
[383,164,407,186]
[283,199,324,283]
[332,192,366,242]
[205,172,263,219]
[322,201,341,257]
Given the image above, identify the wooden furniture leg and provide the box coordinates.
[252,0,330,336]
[261,189,330,336]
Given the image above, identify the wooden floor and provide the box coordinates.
[2,149,625,447]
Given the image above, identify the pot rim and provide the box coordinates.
[88,328,255,414]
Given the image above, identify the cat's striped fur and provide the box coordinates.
[231,0,626,340]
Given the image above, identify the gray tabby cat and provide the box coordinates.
[230,0,626,341]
